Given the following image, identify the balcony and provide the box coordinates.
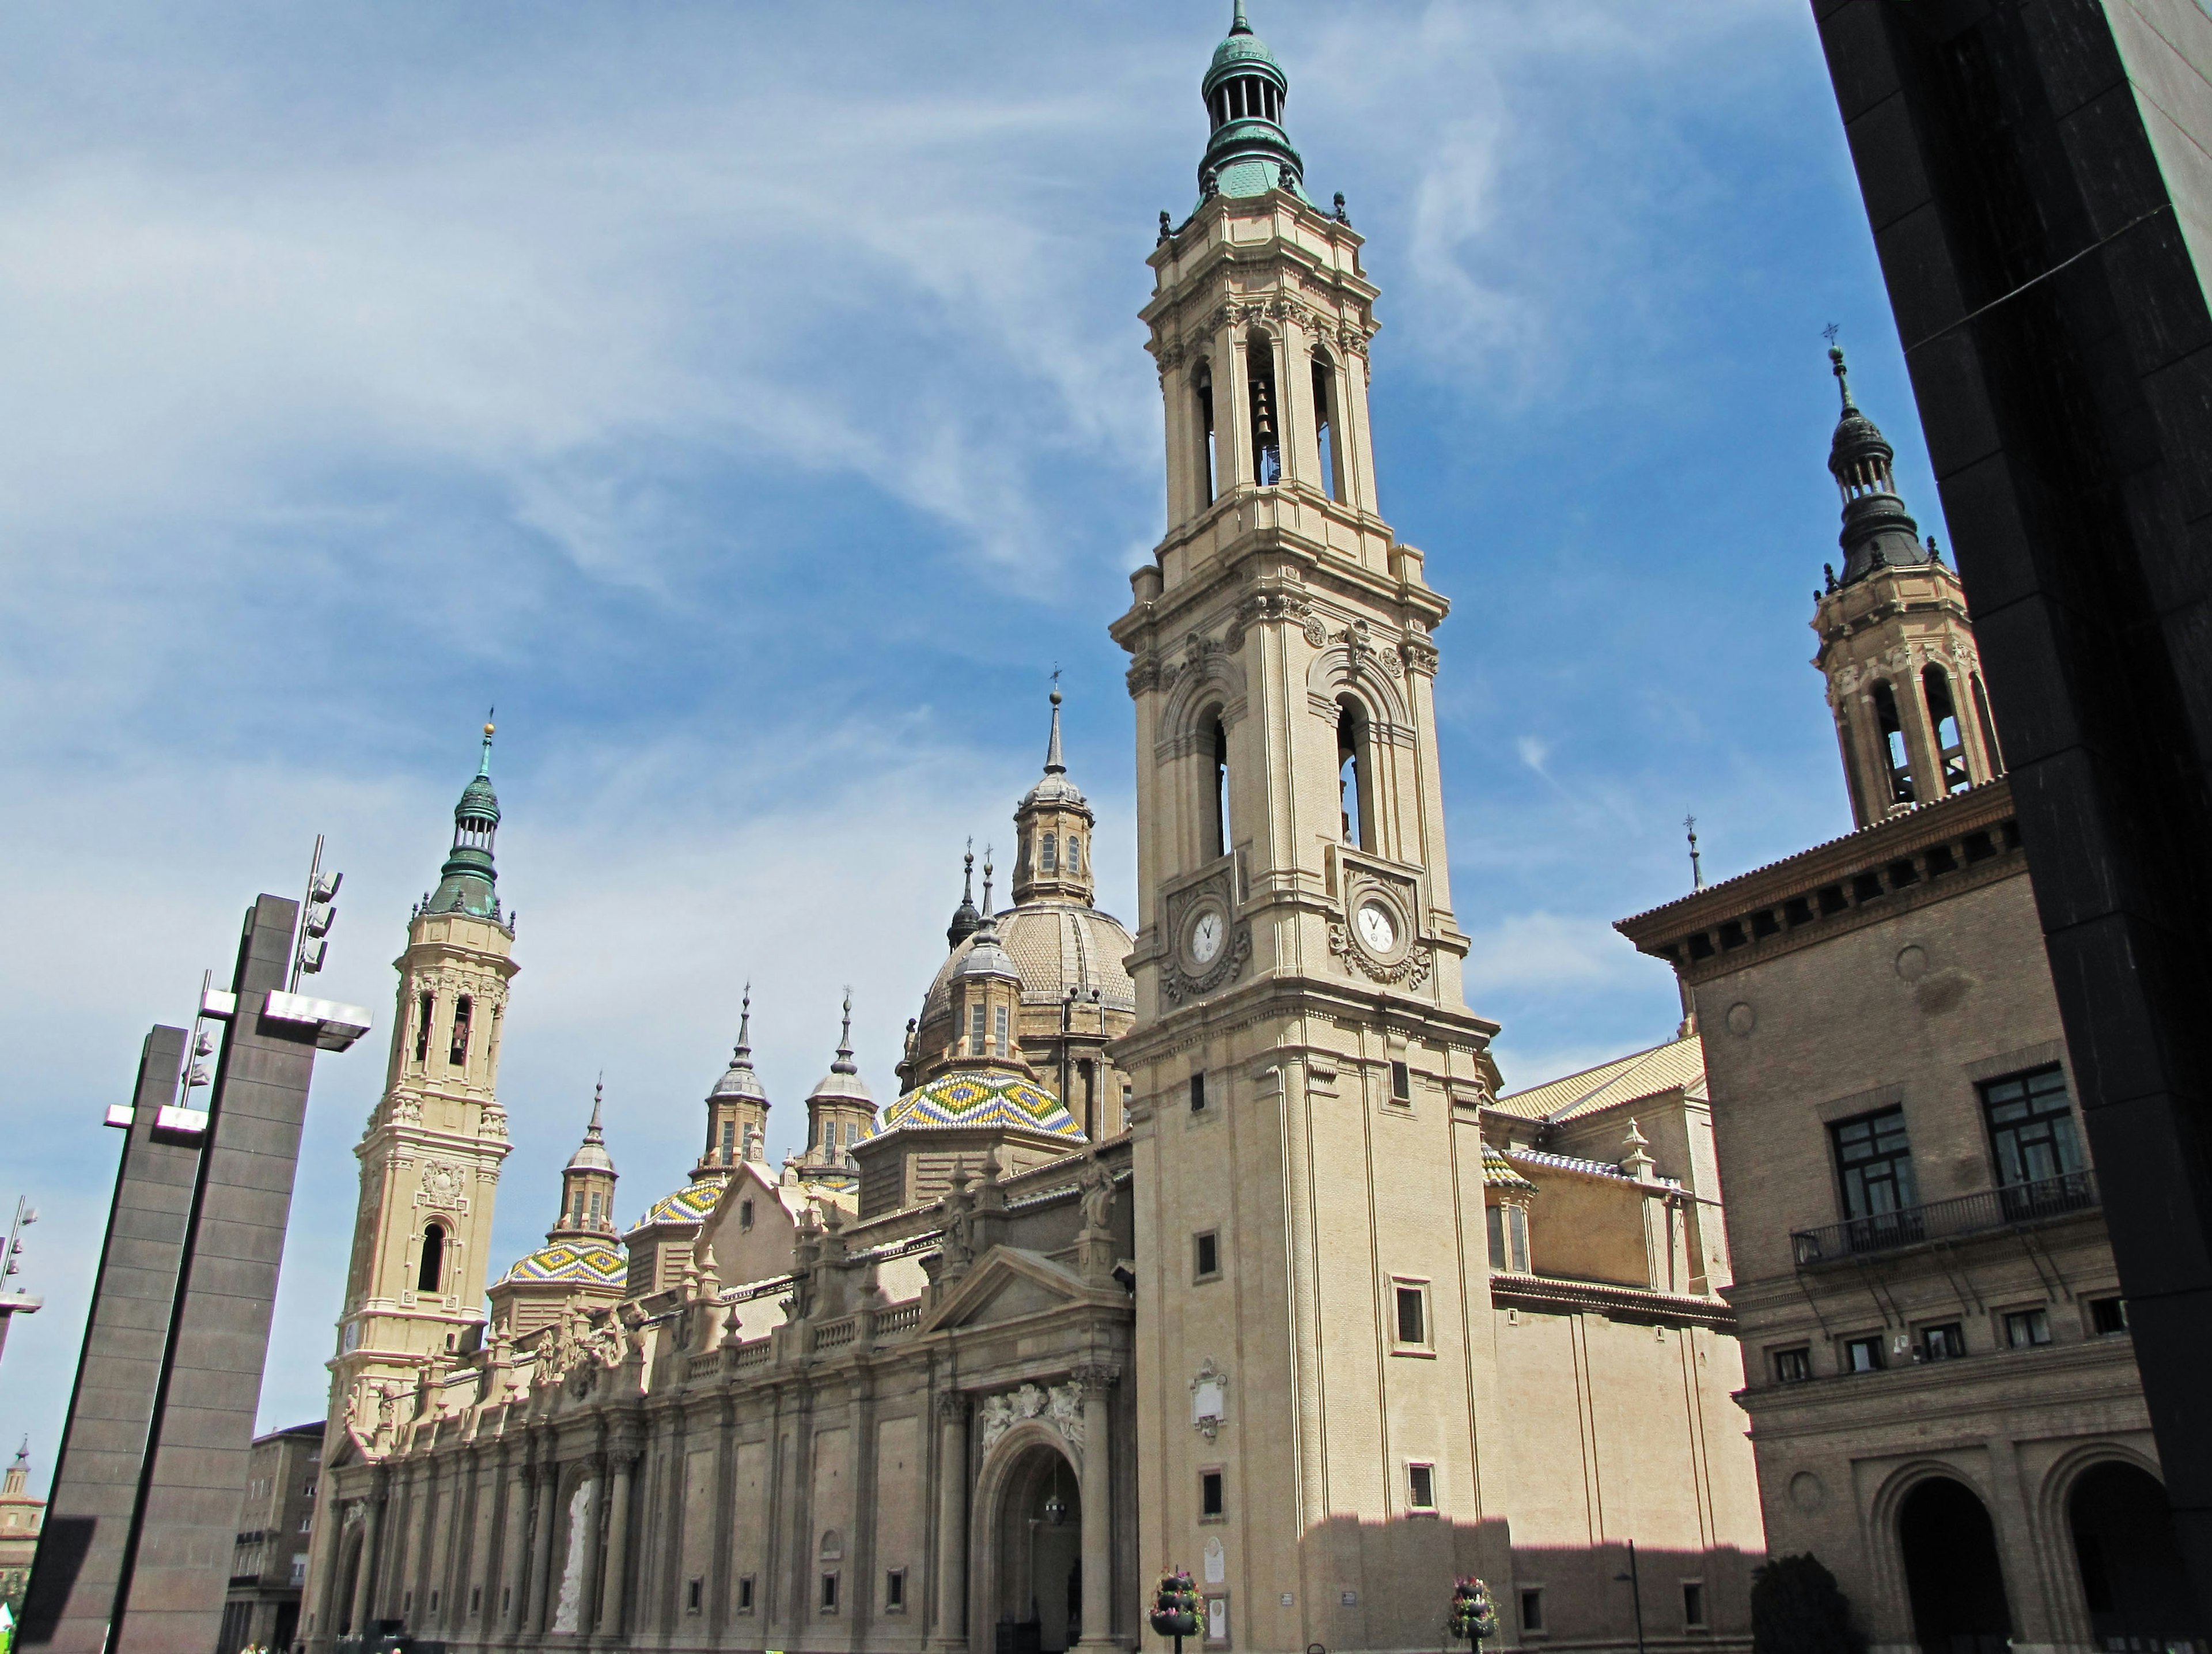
[1792,1169,2099,1266]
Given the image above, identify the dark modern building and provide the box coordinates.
[218,1423,324,1654]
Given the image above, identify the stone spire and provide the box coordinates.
[429,718,504,921]
[1013,686,1098,907]
[1197,1,1304,205]
[551,1080,619,1240]
[799,991,875,1187]
[946,841,982,952]
[700,985,771,1175]
[1825,344,1927,586]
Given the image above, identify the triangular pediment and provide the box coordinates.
[921,1247,1097,1334]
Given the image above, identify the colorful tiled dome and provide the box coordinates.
[879,1069,1086,1140]
[500,1239,626,1286]
[631,1179,725,1231]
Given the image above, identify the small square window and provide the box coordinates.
[885,1569,907,1611]
[821,1572,840,1613]
[1395,1283,1428,1348]
[1520,1588,1545,1635]
[1201,1470,1225,1517]
[738,1576,756,1613]
[1407,1462,1436,1511]
[1920,1322,1965,1361]
[687,1578,704,1615]
[1195,1232,1220,1281]
[1843,1334,1884,1373]
[1772,1348,1812,1384]
[2090,1296,2128,1335]
[1191,1073,1208,1113]
[1389,1061,1411,1103]
[1683,1581,1706,1629]
[2005,1307,2052,1348]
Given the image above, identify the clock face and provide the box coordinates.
[1189,909,1225,966]
[1356,900,1398,953]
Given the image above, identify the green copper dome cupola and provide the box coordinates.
[429,720,505,922]
[1198,1,1304,206]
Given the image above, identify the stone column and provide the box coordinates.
[931,1392,969,1652]
[350,1481,385,1637]
[528,1455,560,1635]
[601,1450,636,1637]
[1073,1367,1119,1652]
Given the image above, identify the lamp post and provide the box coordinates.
[1613,1541,1646,1654]
[0,1197,41,1365]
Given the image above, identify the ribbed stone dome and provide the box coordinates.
[922,902,1135,1023]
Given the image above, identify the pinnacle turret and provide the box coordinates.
[1196,2,1304,206]
[1824,344,1927,586]
[428,717,505,922]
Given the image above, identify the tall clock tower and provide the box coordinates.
[1110,8,1505,1648]
[325,725,517,1432]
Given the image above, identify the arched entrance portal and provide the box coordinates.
[1898,1477,2011,1653]
[989,1441,1084,1654]
[2070,1460,2203,1647]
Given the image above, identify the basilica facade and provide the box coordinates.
[296,12,1765,1654]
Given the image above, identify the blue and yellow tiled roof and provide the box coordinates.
[879,1069,1085,1140]
[1482,1144,1539,1193]
[501,1240,626,1286]
[630,1178,726,1231]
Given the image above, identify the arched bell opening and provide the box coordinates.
[1896,1475,2012,1653]
[2067,1460,2202,1647]
[980,1436,1085,1654]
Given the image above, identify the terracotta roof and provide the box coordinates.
[1491,1034,1704,1124]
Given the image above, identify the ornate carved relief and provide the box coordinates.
[1225,589,1313,653]
[977,1379,1086,1456]
[416,1160,471,1214]
[1191,1359,1228,1441]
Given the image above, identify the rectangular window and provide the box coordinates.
[687,1578,703,1615]
[1831,1106,1918,1236]
[293,1555,309,1587]
[1520,1589,1545,1635]
[1190,1072,1208,1113]
[429,1591,440,1617]
[1487,1204,1506,1268]
[1843,1334,1884,1373]
[1683,1581,1706,1630]
[2005,1307,2052,1348]
[1389,1060,1411,1103]
[1920,1322,1966,1362]
[740,1199,755,1232]
[995,1003,1010,1056]
[1201,1470,1225,1517]
[1407,1462,1436,1511]
[1395,1283,1428,1347]
[738,1576,756,1613]
[1772,1347,1812,1384]
[449,995,472,1065]
[502,1586,512,1617]
[1194,1231,1220,1281]
[721,1119,736,1152]
[969,1002,986,1055]
[821,1572,840,1613]
[469,1585,481,1616]
[415,993,433,1062]
[885,1569,907,1611]
[1980,1065,2084,1192]
[2090,1296,2129,1336]
[1041,833,1057,872]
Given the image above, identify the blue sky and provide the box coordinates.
[0,2,1946,1464]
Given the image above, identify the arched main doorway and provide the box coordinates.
[2069,1460,2203,1647]
[1898,1476,2011,1653]
[989,1441,1084,1654]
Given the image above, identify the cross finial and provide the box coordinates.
[1822,322,1840,347]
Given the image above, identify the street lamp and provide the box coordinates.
[1613,1540,1647,1654]
[0,1197,41,1365]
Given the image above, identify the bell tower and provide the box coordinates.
[327,724,517,1425]
[1813,344,2005,824]
[1111,9,1502,1649]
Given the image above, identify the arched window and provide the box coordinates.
[418,1223,446,1295]
[1040,833,1058,873]
[449,995,472,1066]
[1337,698,1373,850]
[1067,835,1081,873]
[1246,332,1281,487]
[1870,682,1915,804]
[1209,714,1232,859]
[1922,665,1969,793]
[1835,711,1870,825]
[1194,362,1216,506]
[1971,673,2005,773]
[1312,350,1343,502]
[414,993,433,1063]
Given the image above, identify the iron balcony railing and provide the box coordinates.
[1791,1169,2099,1266]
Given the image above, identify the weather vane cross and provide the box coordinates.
[1822,322,1840,347]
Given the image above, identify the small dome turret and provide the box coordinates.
[1825,344,1927,586]
[698,986,771,1175]
[1196,2,1305,205]
[428,720,505,922]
